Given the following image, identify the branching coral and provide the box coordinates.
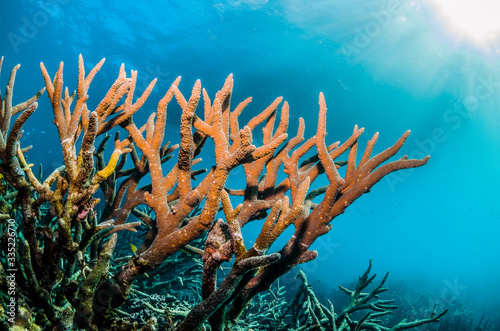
[0,55,439,330]
[288,261,447,330]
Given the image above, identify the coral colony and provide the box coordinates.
[0,55,446,330]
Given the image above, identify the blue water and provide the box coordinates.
[2,0,499,324]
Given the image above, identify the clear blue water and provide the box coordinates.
[1,0,499,323]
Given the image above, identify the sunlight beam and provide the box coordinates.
[428,0,500,45]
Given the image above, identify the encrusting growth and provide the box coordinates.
[0,55,441,330]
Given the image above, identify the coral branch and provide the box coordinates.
[0,55,435,330]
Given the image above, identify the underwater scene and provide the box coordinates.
[0,0,499,330]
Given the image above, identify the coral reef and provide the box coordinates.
[0,55,439,330]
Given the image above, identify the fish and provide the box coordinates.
[338,80,347,90]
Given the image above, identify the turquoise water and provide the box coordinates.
[1,0,499,326]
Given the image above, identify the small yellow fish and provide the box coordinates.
[130,243,137,254]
